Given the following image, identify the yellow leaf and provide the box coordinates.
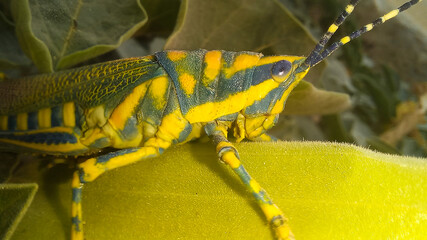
[9,142,427,239]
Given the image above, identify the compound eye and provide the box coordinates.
[271,60,292,83]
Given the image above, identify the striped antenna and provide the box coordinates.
[304,0,361,68]
[302,0,422,69]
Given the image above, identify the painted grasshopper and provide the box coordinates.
[0,0,422,239]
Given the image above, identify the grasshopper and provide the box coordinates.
[0,0,421,239]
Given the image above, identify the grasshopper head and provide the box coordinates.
[241,56,310,139]
[243,56,310,117]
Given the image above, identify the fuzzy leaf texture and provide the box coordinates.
[0,183,37,240]
[8,142,427,240]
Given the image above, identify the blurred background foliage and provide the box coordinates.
[278,0,427,157]
[0,0,426,239]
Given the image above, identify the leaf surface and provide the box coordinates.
[0,12,31,70]
[0,183,37,240]
[8,142,427,240]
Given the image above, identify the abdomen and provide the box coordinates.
[0,56,163,155]
[0,101,88,155]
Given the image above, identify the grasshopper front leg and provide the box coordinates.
[205,122,294,240]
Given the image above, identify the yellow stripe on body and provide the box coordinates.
[203,50,222,86]
[224,54,260,78]
[109,81,149,130]
[257,56,303,66]
[365,23,374,31]
[184,55,306,123]
[0,127,87,153]
[185,80,279,123]
[3,126,75,135]
[182,122,204,143]
[0,141,86,154]
[63,102,76,127]
[17,113,28,131]
[178,73,196,96]
[0,116,7,130]
[0,139,87,154]
[148,76,169,109]
[155,109,188,146]
[167,51,187,61]
[38,107,51,128]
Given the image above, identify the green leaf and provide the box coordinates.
[11,0,147,72]
[9,0,52,73]
[0,183,37,240]
[0,11,31,70]
[9,142,427,239]
[164,0,325,82]
[284,80,351,115]
[138,0,180,37]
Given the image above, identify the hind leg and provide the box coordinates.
[71,138,169,240]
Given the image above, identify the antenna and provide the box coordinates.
[301,0,422,69]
